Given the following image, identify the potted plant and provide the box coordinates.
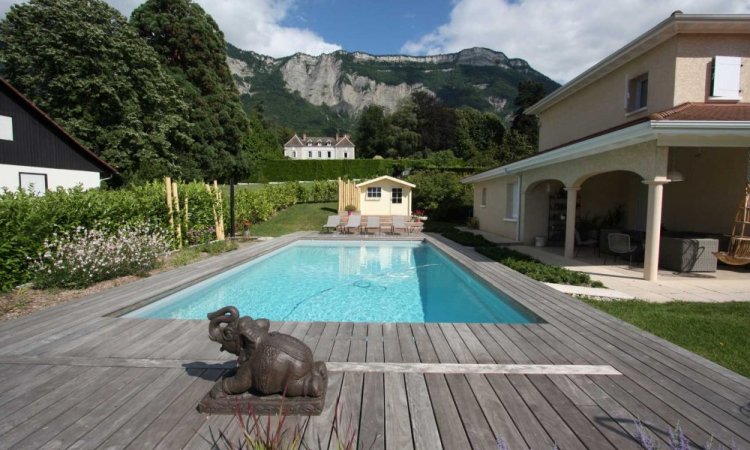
[241,219,252,239]
[344,204,357,216]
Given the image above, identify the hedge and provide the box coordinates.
[0,180,337,291]
[250,159,480,182]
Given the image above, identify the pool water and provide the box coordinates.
[125,240,538,323]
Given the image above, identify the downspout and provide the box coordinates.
[516,173,522,242]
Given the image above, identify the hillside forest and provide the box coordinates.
[0,0,549,183]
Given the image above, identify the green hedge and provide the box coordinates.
[0,181,337,291]
[250,159,478,182]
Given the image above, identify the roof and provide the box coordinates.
[0,78,118,175]
[649,102,750,121]
[527,13,750,115]
[356,175,416,188]
[463,102,750,184]
[283,133,355,148]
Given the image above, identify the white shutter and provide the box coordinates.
[712,56,742,99]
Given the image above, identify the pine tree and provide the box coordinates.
[0,0,193,181]
[131,0,251,180]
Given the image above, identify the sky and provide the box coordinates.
[0,0,748,83]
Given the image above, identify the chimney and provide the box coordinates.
[302,133,306,140]
[336,131,339,141]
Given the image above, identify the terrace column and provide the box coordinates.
[564,187,580,259]
[643,178,669,281]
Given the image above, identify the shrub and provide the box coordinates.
[32,224,170,289]
[406,170,473,220]
[476,246,597,287]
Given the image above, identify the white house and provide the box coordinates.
[355,175,415,216]
[284,133,355,160]
[0,78,117,194]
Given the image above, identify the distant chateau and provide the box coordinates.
[283,133,355,160]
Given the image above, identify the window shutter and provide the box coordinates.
[712,56,742,99]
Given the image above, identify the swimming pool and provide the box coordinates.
[125,240,539,323]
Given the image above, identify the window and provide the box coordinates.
[366,187,381,199]
[481,188,487,207]
[711,56,742,99]
[327,142,331,146]
[307,142,312,146]
[292,151,296,157]
[391,188,403,204]
[0,116,12,141]
[627,73,648,112]
[327,151,331,158]
[19,172,47,195]
[344,152,348,158]
[317,151,321,157]
[308,151,312,157]
[505,181,519,220]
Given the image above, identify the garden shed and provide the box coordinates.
[355,175,415,216]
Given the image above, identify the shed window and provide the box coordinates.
[0,116,13,141]
[505,181,519,220]
[627,73,648,112]
[391,188,403,204]
[19,172,47,195]
[711,56,742,99]
[367,187,381,199]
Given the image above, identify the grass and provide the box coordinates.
[582,298,750,378]
[168,240,240,267]
[248,202,338,237]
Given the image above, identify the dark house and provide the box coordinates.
[0,78,117,194]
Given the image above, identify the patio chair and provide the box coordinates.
[575,230,598,257]
[391,215,409,234]
[364,216,381,235]
[604,232,638,265]
[344,214,361,234]
[322,215,341,233]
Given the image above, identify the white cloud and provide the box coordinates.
[0,0,340,57]
[402,0,750,83]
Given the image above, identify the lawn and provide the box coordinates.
[249,202,337,237]
[583,299,750,378]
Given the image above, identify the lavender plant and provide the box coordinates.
[32,223,170,288]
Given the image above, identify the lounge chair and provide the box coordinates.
[364,216,381,234]
[344,214,361,234]
[391,215,409,234]
[322,215,340,233]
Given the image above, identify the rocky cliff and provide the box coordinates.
[227,45,558,134]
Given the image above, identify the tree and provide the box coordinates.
[454,108,505,165]
[411,91,456,152]
[354,105,389,158]
[0,0,192,181]
[131,0,250,180]
[511,80,546,149]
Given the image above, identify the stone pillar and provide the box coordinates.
[564,187,580,259]
[643,178,669,281]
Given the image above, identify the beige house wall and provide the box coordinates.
[472,178,517,238]
[358,180,412,216]
[662,147,748,235]
[537,39,678,151]
[674,34,750,104]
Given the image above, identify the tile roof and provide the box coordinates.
[648,102,750,121]
[284,134,355,147]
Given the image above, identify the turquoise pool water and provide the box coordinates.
[125,240,538,323]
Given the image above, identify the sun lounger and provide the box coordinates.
[322,215,340,233]
[392,215,409,234]
[345,214,361,233]
[365,216,381,234]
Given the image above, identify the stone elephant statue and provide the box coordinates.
[207,306,327,399]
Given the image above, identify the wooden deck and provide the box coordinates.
[0,232,748,449]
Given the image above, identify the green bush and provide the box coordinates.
[441,230,495,247]
[250,159,477,182]
[406,171,473,220]
[476,246,598,287]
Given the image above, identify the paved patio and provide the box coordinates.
[0,232,748,449]
[458,227,750,302]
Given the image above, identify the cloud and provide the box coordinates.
[401,0,750,83]
[0,0,340,57]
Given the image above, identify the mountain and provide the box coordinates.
[226,45,559,135]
